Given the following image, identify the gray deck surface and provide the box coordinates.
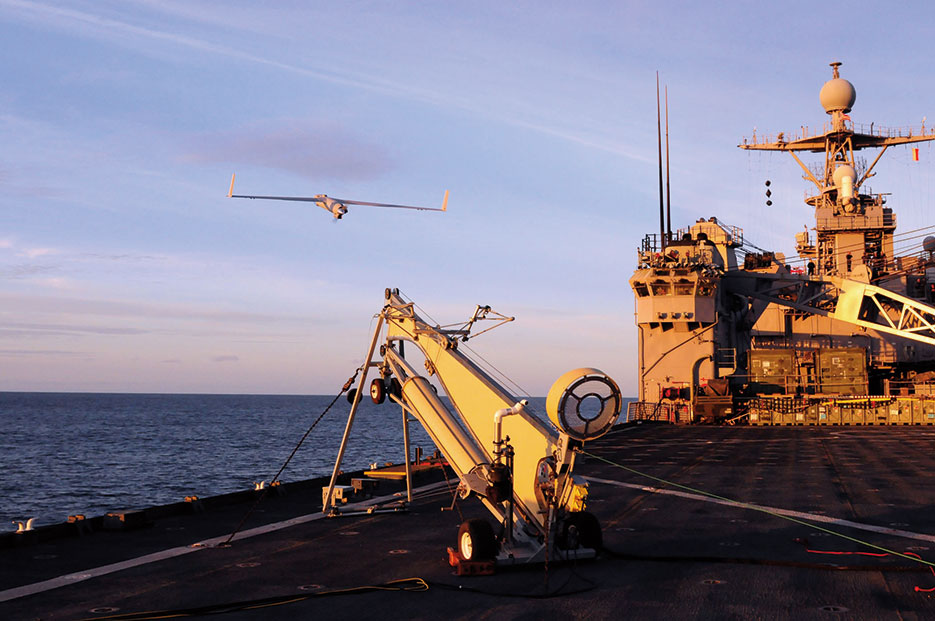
[3,423,935,620]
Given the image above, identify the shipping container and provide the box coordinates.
[749,350,796,394]
[816,347,868,395]
[805,404,819,425]
[920,401,935,425]
[891,400,913,425]
[840,406,865,425]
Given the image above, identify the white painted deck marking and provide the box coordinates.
[585,476,935,544]
[0,481,449,603]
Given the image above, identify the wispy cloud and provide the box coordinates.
[78,253,163,262]
[19,247,56,258]
[1,321,150,336]
[0,238,58,260]
[0,0,398,94]
[183,121,394,181]
[0,348,86,356]
[0,291,317,327]
[212,355,238,363]
[2,264,60,279]
[0,0,645,161]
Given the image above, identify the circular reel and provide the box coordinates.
[546,368,622,441]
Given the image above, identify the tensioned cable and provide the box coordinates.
[580,448,935,570]
[222,367,362,545]
[397,289,535,401]
[738,223,935,267]
[460,340,534,401]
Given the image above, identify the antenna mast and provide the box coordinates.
[656,72,665,249]
[665,85,672,243]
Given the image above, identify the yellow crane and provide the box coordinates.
[323,288,622,569]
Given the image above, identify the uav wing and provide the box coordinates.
[227,174,448,211]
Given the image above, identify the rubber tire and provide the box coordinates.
[560,511,602,550]
[457,518,497,561]
[370,378,386,404]
[387,378,402,399]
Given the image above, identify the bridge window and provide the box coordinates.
[651,281,671,296]
[674,279,694,295]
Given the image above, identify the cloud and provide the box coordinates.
[183,121,394,181]
[1,321,150,336]
[212,355,239,363]
[0,1,646,162]
[79,253,162,262]
[0,291,308,325]
[2,263,58,279]
[20,247,56,259]
[32,277,72,290]
[0,348,86,356]
[0,0,398,95]
[0,239,61,279]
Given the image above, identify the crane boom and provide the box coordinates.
[322,288,622,568]
[724,271,935,347]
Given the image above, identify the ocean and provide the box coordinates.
[0,392,551,532]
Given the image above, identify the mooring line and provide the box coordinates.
[223,368,362,545]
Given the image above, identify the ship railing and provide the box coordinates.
[741,122,935,146]
[715,347,736,372]
[876,350,898,364]
[641,233,673,253]
[640,222,744,255]
[851,122,935,139]
[698,220,744,247]
[626,401,688,423]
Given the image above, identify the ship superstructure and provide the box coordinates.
[630,62,935,424]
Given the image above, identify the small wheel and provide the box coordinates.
[559,511,602,550]
[370,378,386,404]
[346,388,357,405]
[387,378,402,399]
[457,518,497,561]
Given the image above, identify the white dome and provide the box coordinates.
[832,164,857,186]
[820,78,856,113]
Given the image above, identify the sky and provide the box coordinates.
[2,1,935,396]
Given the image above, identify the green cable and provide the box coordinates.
[580,449,935,569]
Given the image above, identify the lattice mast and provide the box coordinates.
[740,62,935,280]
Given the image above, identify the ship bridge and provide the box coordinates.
[630,62,935,423]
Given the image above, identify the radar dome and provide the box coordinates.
[832,164,857,186]
[924,236,935,253]
[820,78,856,113]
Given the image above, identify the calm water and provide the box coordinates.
[0,392,554,532]
[0,393,437,532]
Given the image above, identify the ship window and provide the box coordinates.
[634,282,650,297]
[697,284,714,297]
[674,279,694,295]
[651,281,671,296]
